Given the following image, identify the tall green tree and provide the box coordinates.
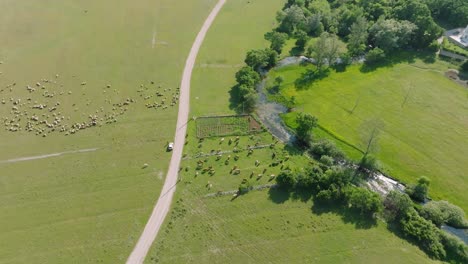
[295,112,318,143]
[369,18,417,52]
[393,0,442,48]
[264,31,288,54]
[295,30,309,51]
[277,5,307,34]
[347,187,383,215]
[347,16,369,56]
[307,32,340,69]
[244,48,278,70]
[235,66,260,87]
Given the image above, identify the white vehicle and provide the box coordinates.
[167,142,174,151]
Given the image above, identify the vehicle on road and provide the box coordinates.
[167,142,174,151]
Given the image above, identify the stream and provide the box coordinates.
[255,56,468,244]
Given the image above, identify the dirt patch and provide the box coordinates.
[445,69,468,87]
[196,115,262,138]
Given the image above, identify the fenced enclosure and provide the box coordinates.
[196,115,263,138]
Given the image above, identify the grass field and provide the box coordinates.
[0,0,217,263]
[145,0,438,263]
[268,58,468,212]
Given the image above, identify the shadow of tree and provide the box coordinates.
[267,187,290,204]
[228,84,243,114]
[311,199,378,229]
[360,51,437,73]
[289,46,305,57]
[294,68,330,90]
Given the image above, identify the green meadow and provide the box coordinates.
[0,0,216,262]
[269,58,468,212]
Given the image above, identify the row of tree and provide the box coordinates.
[424,0,468,27]
[276,165,383,216]
[275,0,445,62]
[275,163,468,262]
[384,191,468,262]
[232,47,280,112]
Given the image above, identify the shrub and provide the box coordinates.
[295,113,318,145]
[319,155,334,166]
[359,154,379,172]
[365,47,385,65]
[276,170,297,189]
[346,187,383,215]
[421,200,468,228]
[238,181,252,194]
[383,191,413,221]
[427,40,440,52]
[406,176,430,202]
[440,232,468,263]
[400,209,446,259]
[309,139,345,159]
[461,60,468,73]
[420,202,445,226]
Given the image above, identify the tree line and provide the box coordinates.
[276,113,468,263]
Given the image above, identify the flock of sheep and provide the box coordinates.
[0,64,180,137]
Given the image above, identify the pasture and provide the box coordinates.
[0,0,216,263]
[269,59,468,211]
[146,0,438,263]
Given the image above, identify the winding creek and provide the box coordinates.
[255,56,468,243]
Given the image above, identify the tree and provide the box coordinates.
[369,18,417,52]
[383,191,413,221]
[359,0,391,21]
[295,112,318,144]
[336,5,365,37]
[307,0,335,32]
[359,154,379,172]
[401,209,446,259]
[277,5,306,34]
[365,47,385,64]
[309,139,345,159]
[307,32,340,69]
[425,0,468,27]
[264,31,288,54]
[406,176,430,202]
[347,16,369,56]
[242,91,258,113]
[421,200,468,228]
[294,30,309,51]
[276,170,297,189]
[440,232,468,263]
[393,0,443,48]
[235,66,260,87]
[347,187,383,215]
[244,49,278,70]
[305,14,324,37]
[274,76,284,87]
[460,60,468,73]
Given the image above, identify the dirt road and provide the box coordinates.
[126,1,226,263]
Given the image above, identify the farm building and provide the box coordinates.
[447,25,468,49]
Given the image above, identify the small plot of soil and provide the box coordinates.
[196,115,262,138]
[445,69,468,87]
